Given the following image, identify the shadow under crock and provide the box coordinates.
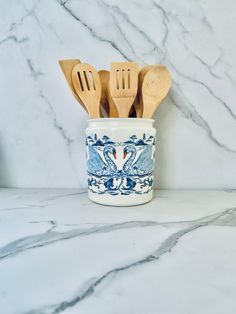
[0,140,11,187]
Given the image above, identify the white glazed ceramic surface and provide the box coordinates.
[86,118,156,206]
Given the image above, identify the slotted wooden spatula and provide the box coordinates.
[58,59,87,112]
[142,66,171,118]
[72,63,102,118]
[110,62,138,118]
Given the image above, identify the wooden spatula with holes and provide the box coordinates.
[109,62,139,118]
[72,63,102,118]
[58,59,88,112]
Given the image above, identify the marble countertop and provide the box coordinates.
[0,189,236,314]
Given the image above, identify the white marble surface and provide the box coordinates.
[0,188,236,314]
[1,0,236,189]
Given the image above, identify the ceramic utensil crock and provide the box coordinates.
[86,118,156,206]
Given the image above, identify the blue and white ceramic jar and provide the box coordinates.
[86,118,156,206]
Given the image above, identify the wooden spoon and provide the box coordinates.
[98,70,109,114]
[142,66,171,118]
[133,97,142,118]
[110,62,138,118]
[72,63,102,118]
[134,65,156,118]
[58,59,87,112]
[98,70,119,118]
[129,106,137,117]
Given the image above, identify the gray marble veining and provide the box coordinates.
[1,0,236,189]
[0,189,236,314]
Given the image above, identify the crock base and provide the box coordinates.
[88,190,153,207]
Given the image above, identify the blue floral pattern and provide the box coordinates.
[86,133,156,195]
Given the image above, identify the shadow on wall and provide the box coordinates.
[0,140,11,187]
[153,94,173,189]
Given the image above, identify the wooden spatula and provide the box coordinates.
[110,62,138,118]
[72,63,102,118]
[142,66,171,118]
[58,59,87,112]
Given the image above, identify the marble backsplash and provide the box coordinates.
[0,0,236,189]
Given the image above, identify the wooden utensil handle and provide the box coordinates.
[113,98,133,118]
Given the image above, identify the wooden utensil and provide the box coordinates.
[129,106,137,117]
[133,97,142,118]
[98,70,109,114]
[142,66,171,118]
[110,62,139,118]
[98,70,119,118]
[134,65,157,118]
[72,63,102,118]
[107,85,119,118]
[58,59,87,112]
